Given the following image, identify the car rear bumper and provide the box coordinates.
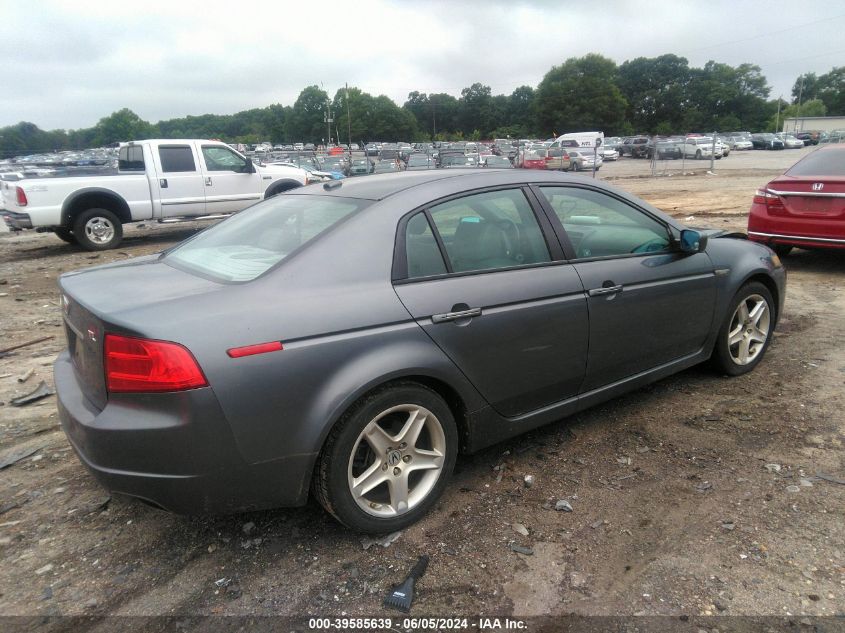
[1,209,32,230]
[748,201,845,250]
[749,230,845,250]
[54,351,315,513]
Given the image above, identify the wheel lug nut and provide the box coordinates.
[393,467,401,476]
[382,463,388,471]
[403,455,411,463]
[399,442,407,449]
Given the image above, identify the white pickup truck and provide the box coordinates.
[0,139,309,250]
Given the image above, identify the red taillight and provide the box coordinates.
[752,188,785,212]
[104,334,208,393]
[226,341,283,358]
[15,186,28,206]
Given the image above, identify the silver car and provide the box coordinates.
[55,171,785,532]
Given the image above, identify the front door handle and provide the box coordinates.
[588,284,623,297]
[205,177,213,186]
[432,307,482,323]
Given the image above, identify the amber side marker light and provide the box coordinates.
[226,341,284,358]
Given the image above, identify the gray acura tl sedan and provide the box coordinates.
[56,170,785,532]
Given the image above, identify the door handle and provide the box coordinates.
[588,284,623,297]
[159,178,168,188]
[432,308,482,323]
[205,177,213,186]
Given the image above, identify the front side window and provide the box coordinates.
[539,186,670,259]
[158,146,196,173]
[427,189,550,273]
[202,146,249,172]
[166,195,365,282]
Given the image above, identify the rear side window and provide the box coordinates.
[405,213,447,279]
[159,146,196,173]
[786,148,845,177]
[165,195,365,282]
[427,189,550,273]
[118,145,145,171]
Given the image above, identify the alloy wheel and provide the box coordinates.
[84,216,115,244]
[727,294,770,365]
[347,404,446,517]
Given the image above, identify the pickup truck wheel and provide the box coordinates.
[73,208,123,251]
[695,150,702,159]
[54,228,77,244]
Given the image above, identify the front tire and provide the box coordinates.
[54,228,77,244]
[72,208,123,251]
[313,382,458,533]
[711,282,774,376]
[571,161,579,172]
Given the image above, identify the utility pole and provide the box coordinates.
[710,131,716,172]
[795,76,804,134]
[345,83,352,153]
[775,95,782,133]
[431,96,436,140]
[324,98,333,148]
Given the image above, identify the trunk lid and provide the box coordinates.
[767,175,845,218]
[59,254,223,410]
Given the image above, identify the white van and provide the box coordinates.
[550,131,604,149]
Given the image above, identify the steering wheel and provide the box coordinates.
[631,237,668,253]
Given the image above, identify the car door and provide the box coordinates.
[151,144,206,218]
[199,145,263,214]
[392,187,589,418]
[534,184,717,393]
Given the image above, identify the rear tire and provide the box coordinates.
[54,228,77,244]
[313,382,458,533]
[571,161,579,172]
[72,208,123,251]
[710,282,775,376]
[695,150,702,159]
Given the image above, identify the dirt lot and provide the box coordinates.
[1,155,843,625]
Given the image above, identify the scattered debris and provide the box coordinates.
[616,456,632,466]
[0,335,55,358]
[16,368,34,383]
[764,463,782,473]
[555,500,573,512]
[35,563,54,576]
[383,555,428,613]
[590,520,604,529]
[0,445,45,470]
[570,572,588,588]
[509,543,534,556]
[786,485,801,493]
[696,481,713,491]
[214,577,232,588]
[10,381,54,407]
[721,521,736,531]
[815,472,845,485]
[241,521,255,535]
[512,523,529,536]
[523,474,535,488]
[360,530,402,550]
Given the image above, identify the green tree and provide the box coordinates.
[791,72,819,103]
[769,99,827,131]
[507,86,536,132]
[92,108,154,145]
[618,54,691,133]
[534,54,627,136]
[816,66,845,115]
[286,85,330,144]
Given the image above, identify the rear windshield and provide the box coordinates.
[165,195,365,282]
[786,148,845,177]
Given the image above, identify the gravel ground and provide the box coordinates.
[0,151,843,625]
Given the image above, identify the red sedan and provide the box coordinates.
[748,145,845,256]
[521,150,548,170]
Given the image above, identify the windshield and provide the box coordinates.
[786,148,845,177]
[165,195,365,282]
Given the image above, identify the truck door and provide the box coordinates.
[151,144,206,218]
[198,144,263,214]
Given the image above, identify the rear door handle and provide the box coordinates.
[432,308,482,323]
[205,177,213,186]
[588,284,623,297]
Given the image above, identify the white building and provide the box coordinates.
[782,116,845,133]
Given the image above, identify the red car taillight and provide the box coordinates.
[752,189,785,213]
[104,334,208,393]
[15,186,28,206]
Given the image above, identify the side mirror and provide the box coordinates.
[679,229,707,253]
[244,158,256,173]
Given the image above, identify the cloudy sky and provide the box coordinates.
[1,0,843,130]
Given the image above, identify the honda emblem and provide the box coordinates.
[812,183,824,191]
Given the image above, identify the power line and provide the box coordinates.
[682,13,845,55]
